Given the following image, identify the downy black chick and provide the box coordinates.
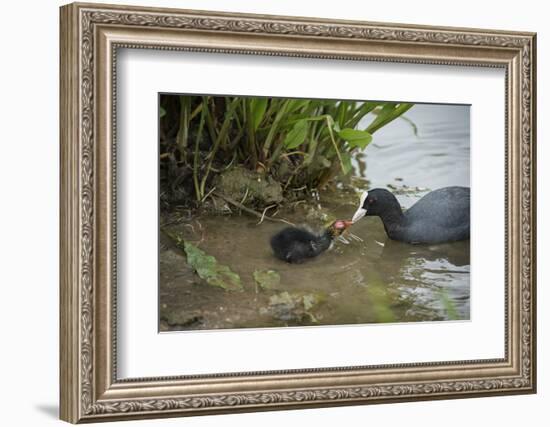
[270,220,353,263]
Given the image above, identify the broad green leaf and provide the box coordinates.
[249,98,268,130]
[253,270,281,291]
[337,128,373,149]
[183,241,243,291]
[283,120,308,149]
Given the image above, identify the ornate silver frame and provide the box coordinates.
[60,2,536,423]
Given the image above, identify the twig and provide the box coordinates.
[201,186,217,204]
[257,204,277,225]
[160,217,186,228]
[239,187,250,205]
[291,200,306,209]
[213,192,295,226]
[280,151,307,158]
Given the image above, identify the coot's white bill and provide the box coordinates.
[352,191,368,223]
[352,208,367,223]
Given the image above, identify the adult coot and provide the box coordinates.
[351,186,470,244]
[270,220,353,263]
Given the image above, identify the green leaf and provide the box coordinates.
[253,270,281,291]
[183,241,243,291]
[249,98,268,130]
[159,106,166,118]
[286,99,310,113]
[344,101,379,129]
[337,128,373,149]
[280,113,313,128]
[336,101,353,127]
[366,103,414,134]
[283,120,308,149]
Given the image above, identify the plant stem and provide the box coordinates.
[245,100,258,168]
[202,96,218,148]
[193,106,206,202]
[176,96,190,158]
[325,116,346,173]
[262,99,290,162]
[200,98,240,197]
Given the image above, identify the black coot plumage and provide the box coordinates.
[270,220,352,263]
[351,186,470,244]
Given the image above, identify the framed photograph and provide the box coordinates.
[60,2,537,423]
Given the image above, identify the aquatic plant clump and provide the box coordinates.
[159,95,413,209]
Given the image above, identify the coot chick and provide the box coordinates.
[270,220,353,263]
[351,186,470,244]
